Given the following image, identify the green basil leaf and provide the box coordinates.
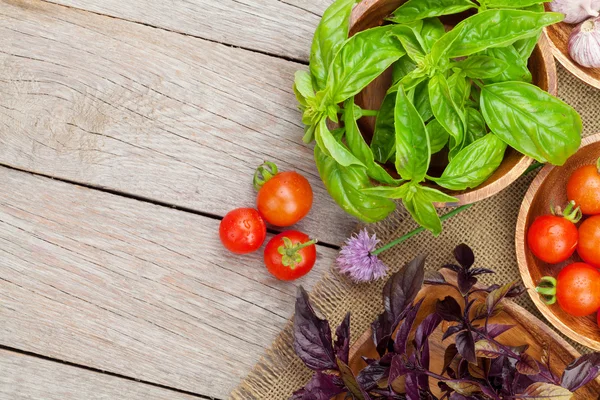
[403,183,457,235]
[430,24,465,66]
[393,56,418,84]
[447,71,471,107]
[432,134,506,190]
[453,55,509,79]
[315,118,365,167]
[310,0,358,90]
[426,119,450,154]
[484,46,533,83]
[294,71,315,108]
[465,107,487,146]
[327,26,406,104]
[513,4,545,59]
[315,146,396,223]
[361,184,409,199]
[429,74,465,157]
[388,0,478,24]
[420,18,446,52]
[394,86,430,182]
[414,80,433,122]
[483,0,544,8]
[371,92,397,163]
[447,10,564,58]
[344,98,400,185]
[481,81,582,165]
[390,25,427,64]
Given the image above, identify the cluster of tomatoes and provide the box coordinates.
[528,158,600,326]
[218,162,317,281]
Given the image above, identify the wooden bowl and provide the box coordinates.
[516,133,600,351]
[543,4,600,90]
[349,0,558,207]
[336,270,600,399]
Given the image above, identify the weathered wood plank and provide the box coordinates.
[0,0,357,246]
[0,349,197,400]
[41,0,322,62]
[0,166,337,398]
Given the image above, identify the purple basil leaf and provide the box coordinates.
[370,389,407,399]
[372,310,394,357]
[424,270,447,285]
[457,358,469,378]
[457,269,477,296]
[418,339,431,390]
[454,244,475,269]
[436,296,463,322]
[290,372,345,400]
[443,344,459,374]
[441,264,462,273]
[382,254,426,322]
[456,330,476,364]
[394,299,424,354]
[415,313,443,350]
[484,324,515,339]
[389,354,410,385]
[485,280,518,317]
[506,284,526,298]
[335,313,351,364]
[405,373,420,400]
[468,267,494,277]
[442,325,464,341]
[362,356,377,365]
[338,359,371,400]
[449,394,468,400]
[561,353,600,392]
[479,385,500,400]
[293,287,337,371]
[357,359,390,391]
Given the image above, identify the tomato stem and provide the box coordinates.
[551,200,582,224]
[253,161,279,191]
[536,276,557,305]
[278,237,318,269]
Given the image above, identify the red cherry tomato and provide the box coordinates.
[219,208,266,254]
[264,230,317,281]
[254,162,313,227]
[578,215,600,267]
[527,212,579,264]
[598,309,600,329]
[556,263,600,316]
[567,159,600,215]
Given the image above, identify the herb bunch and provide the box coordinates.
[295,0,583,234]
[292,244,600,399]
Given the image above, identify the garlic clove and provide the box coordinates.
[551,0,600,24]
[569,16,600,68]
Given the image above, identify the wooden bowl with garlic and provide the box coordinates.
[544,1,600,89]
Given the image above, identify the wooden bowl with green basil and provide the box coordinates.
[294,0,582,234]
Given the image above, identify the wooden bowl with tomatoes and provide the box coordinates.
[516,133,600,350]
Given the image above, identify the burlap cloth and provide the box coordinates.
[230,65,600,400]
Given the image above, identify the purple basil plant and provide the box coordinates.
[291,244,600,400]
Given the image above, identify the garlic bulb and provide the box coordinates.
[550,0,600,24]
[569,17,600,68]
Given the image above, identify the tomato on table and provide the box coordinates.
[254,161,313,227]
[527,202,581,264]
[219,208,266,254]
[264,230,317,281]
[567,157,600,215]
[578,215,600,267]
[537,263,600,317]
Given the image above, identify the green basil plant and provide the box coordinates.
[294,0,582,235]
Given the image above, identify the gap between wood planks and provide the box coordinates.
[38,0,312,66]
[0,344,221,400]
[0,161,340,251]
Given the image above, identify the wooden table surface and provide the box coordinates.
[0,0,354,398]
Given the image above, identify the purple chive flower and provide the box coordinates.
[336,229,388,283]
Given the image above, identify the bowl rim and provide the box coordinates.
[515,133,600,351]
[349,0,559,207]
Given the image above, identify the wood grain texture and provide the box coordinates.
[351,0,557,207]
[338,270,600,399]
[516,133,600,351]
[543,4,600,90]
[0,166,337,398]
[41,0,321,62]
[0,0,357,246]
[0,349,197,400]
